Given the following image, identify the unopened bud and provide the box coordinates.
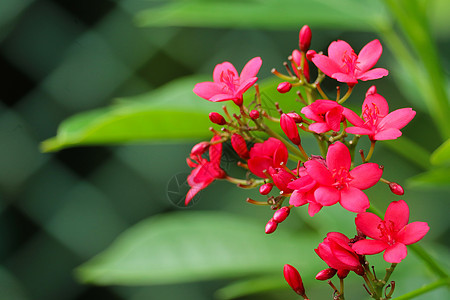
[337,269,350,279]
[249,110,260,119]
[209,112,227,125]
[315,268,337,281]
[299,25,312,52]
[259,183,273,195]
[191,141,210,156]
[283,264,306,296]
[231,134,250,159]
[306,50,316,61]
[277,82,292,93]
[286,112,303,123]
[389,182,404,195]
[265,219,278,234]
[366,85,377,97]
[273,206,291,223]
[280,114,301,145]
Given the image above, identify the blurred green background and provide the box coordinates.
[0,0,449,299]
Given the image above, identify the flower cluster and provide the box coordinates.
[185,25,428,299]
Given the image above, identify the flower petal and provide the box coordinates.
[378,108,416,130]
[328,40,353,64]
[325,106,344,132]
[314,186,340,206]
[355,212,382,239]
[350,163,383,190]
[213,62,238,83]
[352,239,388,255]
[248,157,272,178]
[356,39,383,73]
[239,57,262,82]
[236,77,258,95]
[308,202,323,217]
[193,82,224,100]
[340,187,370,213]
[362,93,389,117]
[332,73,358,84]
[396,222,429,245]
[345,126,374,136]
[343,107,365,126]
[289,190,308,207]
[384,200,409,230]
[357,68,388,81]
[288,175,315,192]
[327,141,351,171]
[373,128,402,140]
[309,122,331,133]
[383,243,407,263]
[209,93,235,102]
[305,160,334,185]
[311,54,342,77]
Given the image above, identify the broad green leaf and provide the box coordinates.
[135,0,387,31]
[430,138,450,166]
[382,138,431,170]
[76,211,318,285]
[407,167,450,188]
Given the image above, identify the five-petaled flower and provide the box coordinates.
[304,141,383,213]
[185,135,226,205]
[309,40,388,85]
[352,200,429,263]
[247,137,288,178]
[345,86,416,140]
[193,57,262,106]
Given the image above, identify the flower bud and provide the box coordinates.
[280,114,301,145]
[259,183,273,195]
[299,25,312,52]
[389,182,404,195]
[337,269,350,279]
[315,268,337,281]
[209,112,227,125]
[366,85,377,97]
[231,133,250,159]
[283,264,306,296]
[265,218,278,234]
[249,110,260,119]
[191,141,210,156]
[273,206,291,223]
[286,112,303,123]
[277,82,292,93]
[306,50,316,61]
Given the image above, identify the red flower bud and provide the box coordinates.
[283,264,306,296]
[306,50,316,61]
[259,183,273,195]
[249,110,260,119]
[265,219,278,234]
[191,141,210,156]
[280,114,301,145]
[366,85,377,97]
[277,82,292,93]
[315,268,337,281]
[299,25,312,52]
[209,112,227,125]
[337,269,350,279]
[389,182,404,195]
[286,112,303,123]
[231,134,250,159]
[273,206,291,223]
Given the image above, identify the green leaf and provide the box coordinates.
[76,211,318,285]
[135,0,386,31]
[430,138,450,166]
[407,167,450,188]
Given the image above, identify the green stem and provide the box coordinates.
[392,277,450,300]
[365,140,376,162]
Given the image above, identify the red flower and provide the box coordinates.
[288,164,323,217]
[186,135,226,205]
[345,86,416,140]
[352,200,429,263]
[304,142,382,213]
[193,57,262,106]
[310,40,388,85]
[315,232,364,277]
[247,138,288,178]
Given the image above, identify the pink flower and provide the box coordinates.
[247,138,288,178]
[186,135,226,205]
[301,100,358,134]
[304,142,383,213]
[345,87,416,141]
[193,57,262,106]
[310,40,388,85]
[288,169,323,217]
[352,200,429,263]
[315,232,364,277]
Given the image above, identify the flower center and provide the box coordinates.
[331,167,353,190]
[362,103,382,127]
[220,70,239,93]
[342,50,359,74]
[377,220,397,245]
